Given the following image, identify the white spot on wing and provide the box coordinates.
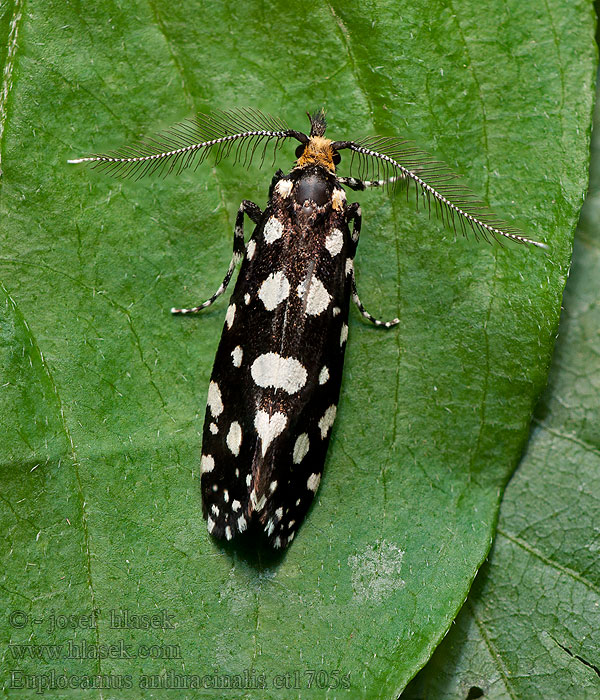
[333,306,341,316]
[209,422,218,435]
[250,489,267,512]
[225,526,233,540]
[207,381,224,418]
[345,258,353,276]
[201,454,215,473]
[207,517,215,534]
[231,345,243,367]
[340,323,348,346]
[297,275,331,316]
[244,293,251,305]
[293,433,310,464]
[225,304,236,329]
[232,500,241,512]
[263,216,284,244]
[226,421,242,456]
[258,270,290,311]
[318,366,329,385]
[255,410,287,456]
[237,515,247,532]
[307,472,321,492]
[246,239,256,260]
[251,353,307,394]
[318,405,337,439]
[325,228,344,256]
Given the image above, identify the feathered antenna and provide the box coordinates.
[333,136,547,249]
[68,108,305,180]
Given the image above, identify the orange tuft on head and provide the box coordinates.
[296,136,336,172]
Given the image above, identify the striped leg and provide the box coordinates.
[346,202,400,329]
[337,175,405,191]
[171,200,263,314]
[351,274,399,328]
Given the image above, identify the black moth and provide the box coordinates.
[69,108,546,549]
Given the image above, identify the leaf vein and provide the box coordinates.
[445,0,491,198]
[532,418,600,460]
[0,282,103,675]
[146,0,194,111]
[497,527,600,596]
[0,0,25,177]
[469,599,519,700]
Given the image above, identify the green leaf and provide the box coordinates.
[403,67,600,699]
[0,1,595,698]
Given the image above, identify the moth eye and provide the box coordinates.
[295,144,305,158]
[332,151,341,165]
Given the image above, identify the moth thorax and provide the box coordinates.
[294,173,331,208]
[296,136,336,171]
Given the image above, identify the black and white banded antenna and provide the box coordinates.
[331,137,548,249]
[68,108,307,180]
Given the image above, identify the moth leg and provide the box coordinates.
[351,274,400,328]
[171,200,263,314]
[346,202,400,329]
[346,201,362,245]
[337,175,405,191]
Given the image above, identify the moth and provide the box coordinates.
[69,108,546,549]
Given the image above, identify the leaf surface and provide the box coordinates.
[0,1,595,697]
[403,64,600,700]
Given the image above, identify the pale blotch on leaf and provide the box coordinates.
[348,540,406,603]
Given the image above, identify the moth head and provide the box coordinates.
[291,109,342,172]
